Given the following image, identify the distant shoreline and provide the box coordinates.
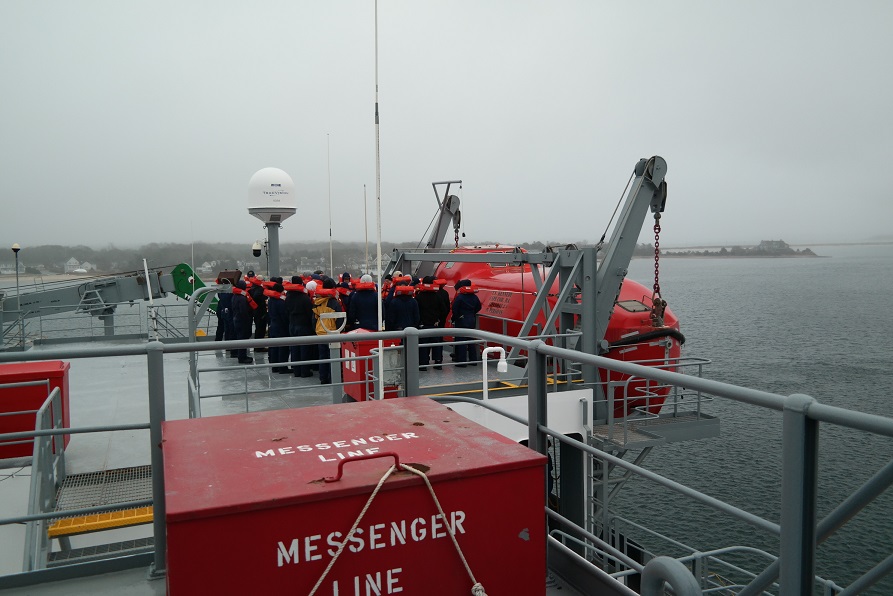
[660,240,893,251]
[652,253,827,259]
[650,239,819,259]
[0,273,90,281]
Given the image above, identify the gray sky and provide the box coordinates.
[2,1,892,251]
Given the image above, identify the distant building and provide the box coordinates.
[756,240,792,252]
[64,257,81,273]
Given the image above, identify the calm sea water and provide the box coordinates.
[621,244,893,593]
[3,246,891,591]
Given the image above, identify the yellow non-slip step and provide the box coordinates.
[48,506,154,537]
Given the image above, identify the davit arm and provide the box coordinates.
[412,181,462,280]
[588,156,667,354]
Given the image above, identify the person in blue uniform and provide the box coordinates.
[284,276,314,377]
[385,277,419,332]
[214,278,235,357]
[337,272,353,315]
[266,280,289,373]
[451,279,482,367]
[231,279,256,364]
[347,274,381,331]
[247,273,268,347]
[416,276,449,369]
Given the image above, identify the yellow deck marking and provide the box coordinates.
[48,506,154,537]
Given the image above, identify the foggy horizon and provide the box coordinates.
[7,235,892,256]
[2,2,891,250]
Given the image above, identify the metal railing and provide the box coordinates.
[1,302,218,346]
[0,329,891,594]
[23,385,65,572]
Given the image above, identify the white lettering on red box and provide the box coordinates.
[276,511,466,567]
[330,567,403,595]
[256,433,419,459]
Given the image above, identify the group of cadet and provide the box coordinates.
[214,269,483,383]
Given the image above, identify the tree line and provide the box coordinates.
[15,241,659,275]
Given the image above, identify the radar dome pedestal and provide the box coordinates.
[248,168,296,278]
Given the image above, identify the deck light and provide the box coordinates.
[11,243,23,348]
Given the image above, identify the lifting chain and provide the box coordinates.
[454,184,463,249]
[650,212,667,327]
[454,208,462,249]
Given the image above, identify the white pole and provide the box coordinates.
[364,184,369,274]
[374,0,384,400]
[190,221,195,295]
[12,246,23,347]
[143,258,159,340]
[327,133,333,276]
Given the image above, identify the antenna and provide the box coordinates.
[364,184,369,274]
[374,0,384,400]
[190,220,195,295]
[327,133,333,275]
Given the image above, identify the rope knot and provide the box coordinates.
[471,582,488,596]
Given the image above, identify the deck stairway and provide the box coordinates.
[46,465,154,567]
[76,288,112,316]
[591,410,719,450]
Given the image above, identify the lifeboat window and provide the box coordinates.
[616,300,649,313]
[444,262,455,269]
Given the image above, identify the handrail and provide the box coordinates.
[23,386,64,572]
[0,328,891,593]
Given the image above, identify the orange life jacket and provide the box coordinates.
[232,286,258,309]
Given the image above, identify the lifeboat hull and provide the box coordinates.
[433,248,682,418]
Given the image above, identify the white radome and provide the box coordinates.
[247,167,297,224]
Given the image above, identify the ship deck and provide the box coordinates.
[0,341,593,595]
[2,327,892,595]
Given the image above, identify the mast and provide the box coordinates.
[327,133,333,275]
[364,184,369,273]
[374,0,384,399]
